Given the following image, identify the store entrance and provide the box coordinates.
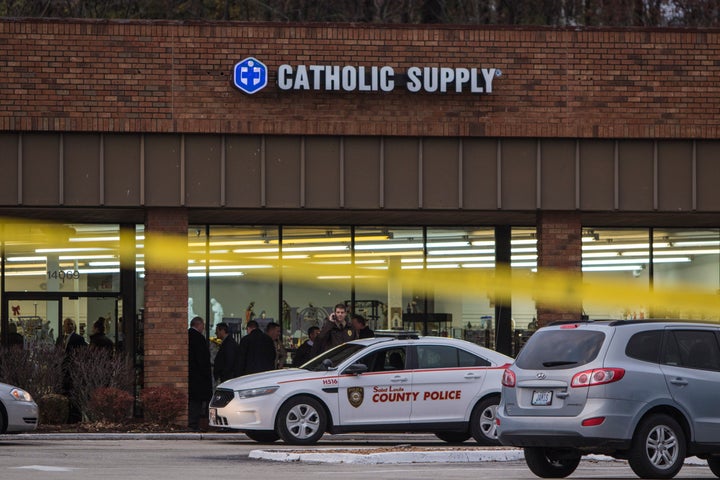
[4,293,120,348]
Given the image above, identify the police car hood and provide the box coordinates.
[218,368,331,390]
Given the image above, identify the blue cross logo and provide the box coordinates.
[233,57,268,94]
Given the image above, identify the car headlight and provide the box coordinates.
[10,388,33,402]
[236,386,279,399]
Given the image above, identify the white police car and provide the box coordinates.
[209,336,512,445]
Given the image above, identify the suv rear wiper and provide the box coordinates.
[542,361,578,367]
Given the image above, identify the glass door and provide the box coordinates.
[5,297,62,347]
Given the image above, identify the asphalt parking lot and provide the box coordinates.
[0,434,715,480]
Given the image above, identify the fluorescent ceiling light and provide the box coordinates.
[6,256,47,262]
[282,245,348,253]
[673,240,720,247]
[582,265,643,272]
[427,241,471,248]
[511,255,538,261]
[510,247,538,254]
[232,247,279,254]
[36,247,112,253]
[4,270,47,276]
[77,268,119,274]
[470,240,495,247]
[511,262,537,268]
[429,248,494,256]
[355,242,423,251]
[69,236,119,242]
[583,242,669,251]
[89,261,120,267]
[511,239,537,245]
[461,263,495,268]
[188,272,245,277]
[59,255,115,260]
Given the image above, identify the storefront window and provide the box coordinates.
[652,228,720,321]
[353,227,425,332]
[511,227,538,335]
[282,226,351,346]
[581,228,651,319]
[2,222,140,348]
[4,223,121,294]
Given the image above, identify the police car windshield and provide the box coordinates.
[302,343,367,371]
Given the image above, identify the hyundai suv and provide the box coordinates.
[497,320,720,479]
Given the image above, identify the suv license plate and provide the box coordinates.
[532,391,553,406]
[209,407,217,424]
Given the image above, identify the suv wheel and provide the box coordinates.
[277,396,327,445]
[628,414,686,479]
[470,396,500,445]
[707,456,720,477]
[524,447,581,478]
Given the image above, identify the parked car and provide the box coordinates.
[497,319,720,479]
[210,336,512,445]
[0,382,38,433]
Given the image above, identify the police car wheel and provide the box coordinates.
[277,396,327,445]
[434,431,471,443]
[470,396,500,446]
[244,430,280,443]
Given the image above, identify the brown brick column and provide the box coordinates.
[144,208,188,422]
[536,212,582,326]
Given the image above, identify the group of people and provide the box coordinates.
[187,303,375,431]
[187,316,286,431]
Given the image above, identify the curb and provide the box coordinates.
[249,448,709,466]
[250,448,524,464]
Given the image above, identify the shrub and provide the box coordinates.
[87,387,134,423]
[140,386,185,425]
[0,344,64,398]
[37,393,69,425]
[68,348,133,421]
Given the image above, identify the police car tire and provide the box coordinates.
[470,396,500,446]
[276,396,327,445]
[434,431,472,443]
[244,430,280,443]
[707,456,720,477]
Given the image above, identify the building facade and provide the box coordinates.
[1,19,718,401]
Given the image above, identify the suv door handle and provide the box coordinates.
[670,378,688,386]
[390,376,408,383]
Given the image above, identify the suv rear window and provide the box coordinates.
[515,329,606,370]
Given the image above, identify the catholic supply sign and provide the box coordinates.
[233,57,501,95]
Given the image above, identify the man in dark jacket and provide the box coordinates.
[292,326,319,367]
[57,317,87,423]
[213,322,239,383]
[311,303,357,356]
[89,317,114,352]
[188,316,212,431]
[237,320,276,376]
[351,314,374,339]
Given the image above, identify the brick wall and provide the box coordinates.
[0,19,718,138]
[536,212,582,326]
[143,207,188,422]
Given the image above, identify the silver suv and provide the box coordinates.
[497,320,720,479]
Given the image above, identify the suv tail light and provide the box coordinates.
[502,368,516,387]
[571,368,625,387]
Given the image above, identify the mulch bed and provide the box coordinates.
[35,420,193,434]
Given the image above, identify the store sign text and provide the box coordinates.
[277,65,499,94]
[232,57,500,95]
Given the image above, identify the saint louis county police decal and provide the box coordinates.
[347,387,364,408]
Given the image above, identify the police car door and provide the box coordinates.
[337,346,413,426]
[410,345,487,424]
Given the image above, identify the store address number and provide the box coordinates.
[47,270,80,281]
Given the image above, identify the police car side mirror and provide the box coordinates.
[322,358,337,371]
[343,363,368,375]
